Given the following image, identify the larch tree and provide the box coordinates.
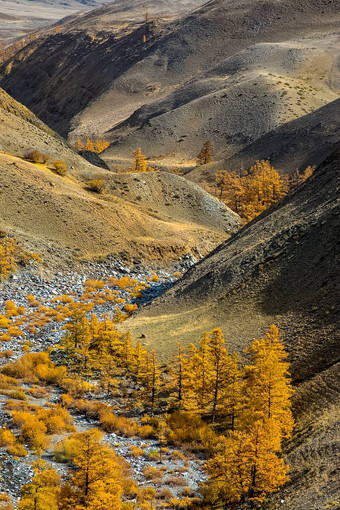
[204,422,290,505]
[58,429,123,510]
[197,141,212,166]
[18,459,60,510]
[130,148,148,172]
[142,350,161,415]
[243,324,294,440]
[206,328,230,422]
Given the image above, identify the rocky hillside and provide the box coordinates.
[0,89,241,266]
[0,87,100,172]
[0,0,338,168]
[0,0,108,44]
[186,97,340,185]
[121,149,340,508]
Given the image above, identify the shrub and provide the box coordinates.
[165,476,187,487]
[53,160,67,176]
[2,352,66,385]
[25,150,49,164]
[129,445,144,458]
[7,443,28,457]
[99,409,138,437]
[60,377,96,398]
[157,488,173,500]
[147,448,160,461]
[0,428,16,447]
[143,465,163,481]
[171,450,186,461]
[11,411,49,450]
[86,179,105,193]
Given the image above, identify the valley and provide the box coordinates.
[0,0,338,508]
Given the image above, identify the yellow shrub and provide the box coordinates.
[53,160,67,176]
[99,409,138,437]
[143,465,163,481]
[129,445,144,458]
[0,428,16,447]
[124,303,138,313]
[7,443,28,457]
[60,377,97,398]
[86,179,105,194]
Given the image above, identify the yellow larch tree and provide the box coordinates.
[58,429,123,510]
[204,421,289,505]
[18,459,60,510]
[242,324,294,440]
[130,148,148,172]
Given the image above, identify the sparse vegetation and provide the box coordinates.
[197,141,212,166]
[53,160,68,176]
[25,150,50,164]
[74,137,110,154]
[86,179,105,193]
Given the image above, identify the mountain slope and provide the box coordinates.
[121,149,340,509]
[0,87,100,172]
[0,88,241,266]
[122,149,340,370]
[186,97,340,184]
[0,0,338,165]
[0,0,108,44]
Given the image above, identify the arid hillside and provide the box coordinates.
[0,0,108,44]
[0,0,338,168]
[121,149,340,508]
[122,149,339,369]
[186,97,340,185]
[0,86,101,172]
[0,89,241,266]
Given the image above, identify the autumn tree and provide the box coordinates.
[289,165,315,191]
[74,138,109,153]
[204,325,293,506]
[142,350,161,415]
[242,324,294,440]
[18,459,60,510]
[130,148,155,172]
[130,148,147,172]
[197,141,212,166]
[204,422,289,505]
[215,160,288,222]
[0,237,41,279]
[62,310,94,378]
[58,429,123,510]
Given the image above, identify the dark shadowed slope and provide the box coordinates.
[123,149,340,375]
[122,149,340,509]
[186,98,340,184]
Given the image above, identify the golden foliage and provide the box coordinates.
[129,148,155,173]
[74,137,110,153]
[215,160,288,222]
[53,160,67,176]
[0,237,41,279]
[86,179,105,193]
[57,429,123,509]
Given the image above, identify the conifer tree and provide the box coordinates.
[207,328,229,422]
[84,137,95,152]
[242,324,294,440]
[197,141,212,166]
[18,459,60,510]
[204,422,289,504]
[58,429,122,510]
[62,310,93,377]
[130,148,147,172]
[142,350,161,415]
